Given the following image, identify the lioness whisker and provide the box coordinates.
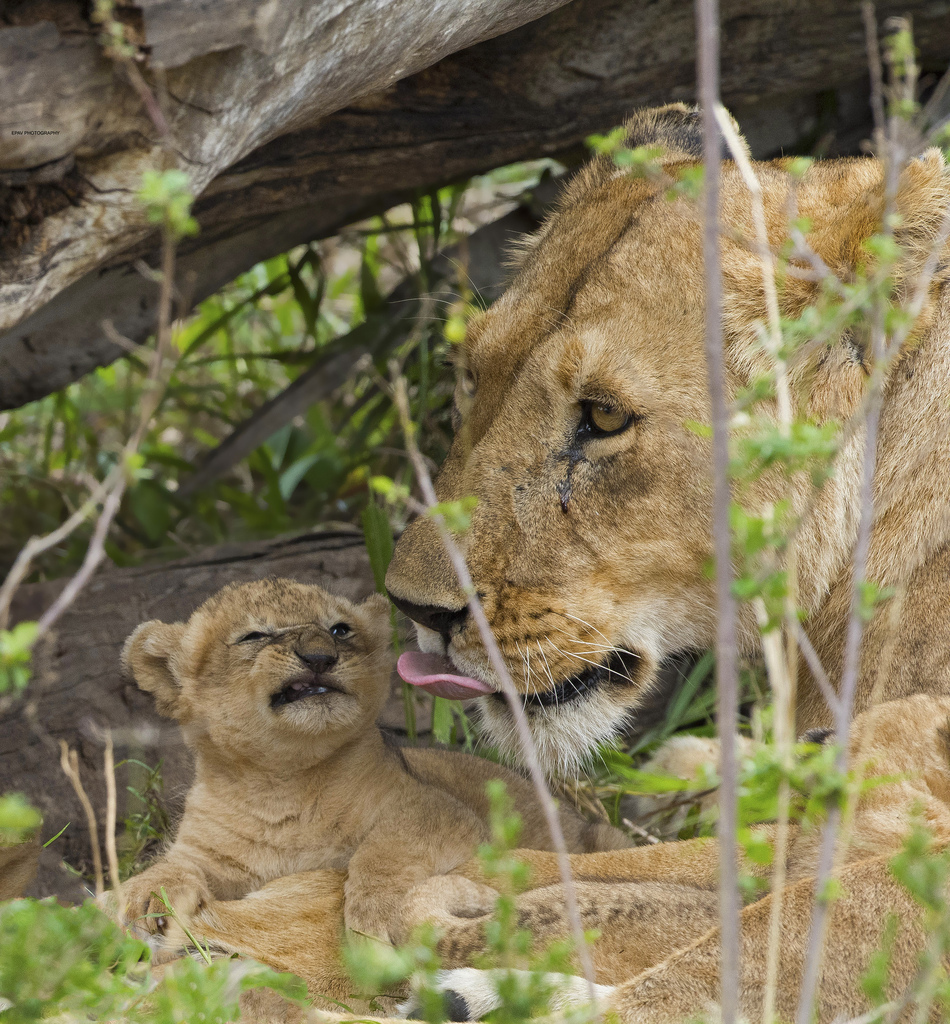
[535,640,559,710]
[556,612,615,646]
[547,641,614,677]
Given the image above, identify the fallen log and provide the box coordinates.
[3,0,950,407]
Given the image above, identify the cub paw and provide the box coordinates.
[110,874,210,939]
[343,895,398,944]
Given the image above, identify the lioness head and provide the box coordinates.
[386,105,950,774]
[123,579,391,765]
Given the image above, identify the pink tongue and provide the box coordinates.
[397,652,494,700]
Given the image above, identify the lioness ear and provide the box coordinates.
[563,104,746,210]
[625,103,747,164]
[623,103,709,164]
[122,621,187,718]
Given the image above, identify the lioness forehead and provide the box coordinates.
[461,156,889,417]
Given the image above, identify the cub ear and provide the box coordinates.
[122,621,187,718]
[358,593,395,650]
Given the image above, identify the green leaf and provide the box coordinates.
[126,480,173,543]
[431,697,457,745]
[279,453,323,500]
[362,500,394,594]
[137,168,199,240]
[0,622,38,696]
[427,496,478,534]
[585,127,628,155]
[0,793,41,844]
[359,252,386,315]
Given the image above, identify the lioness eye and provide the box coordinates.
[237,630,271,643]
[458,371,476,399]
[330,622,352,638]
[581,401,634,437]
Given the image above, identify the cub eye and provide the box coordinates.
[580,401,635,438]
[330,622,352,639]
[237,630,271,643]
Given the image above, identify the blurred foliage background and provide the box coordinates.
[0,162,559,581]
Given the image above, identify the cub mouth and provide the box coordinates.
[492,650,641,710]
[270,672,340,709]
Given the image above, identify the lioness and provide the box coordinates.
[376,102,950,1020]
[386,105,950,765]
[115,578,628,944]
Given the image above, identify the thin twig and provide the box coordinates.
[796,11,904,1019]
[754,600,794,1024]
[621,818,660,844]
[0,14,181,643]
[391,378,599,1002]
[35,484,124,636]
[59,741,104,897]
[865,4,887,156]
[795,625,842,720]
[103,730,122,897]
[714,110,801,1024]
[1,228,179,648]
[0,471,117,630]
[696,2,740,1020]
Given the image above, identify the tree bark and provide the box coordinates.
[3,0,950,408]
[0,528,378,900]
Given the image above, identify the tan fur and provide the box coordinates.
[0,834,40,901]
[378,105,950,1020]
[453,694,950,1023]
[112,578,629,954]
[623,733,756,832]
[385,107,950,774]
[162,695,950,1022]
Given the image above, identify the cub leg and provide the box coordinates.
[344,799,488,943]
[163,870,363,1009]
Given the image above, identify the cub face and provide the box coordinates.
[123,579,392,765]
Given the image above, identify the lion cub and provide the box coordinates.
[117,578,628,942]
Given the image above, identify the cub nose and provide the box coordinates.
[295,650,338,674]
[386,592,468,638]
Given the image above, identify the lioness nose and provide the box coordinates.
[296,650,338,673]
[386,593,468,638]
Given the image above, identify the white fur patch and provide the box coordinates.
[399,968,615,1021]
